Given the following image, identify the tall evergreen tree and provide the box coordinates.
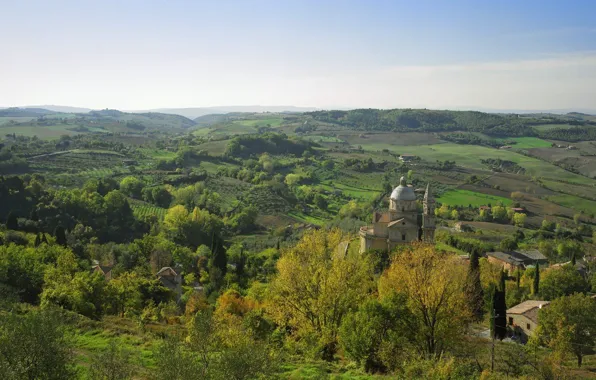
[533,262,540,296]
[41,233,49,245]
[571,252,576,266]
[54,225,67,247]
[465,251,484,321]
[516,270,521,289]
[209,235,227,276]
[29,209,39,222]
[491,287,507,340]
[6,211,18,230]
[34,233,42,247]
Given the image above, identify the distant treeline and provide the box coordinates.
[305,109,596,138]
[538,126,596,142]
[225,133,314,158]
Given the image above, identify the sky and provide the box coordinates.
[1,0,596,111]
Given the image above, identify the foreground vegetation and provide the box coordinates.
[2,106,596,378]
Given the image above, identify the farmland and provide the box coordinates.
[436,189,512,207]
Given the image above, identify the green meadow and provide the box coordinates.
[436,189,512,207]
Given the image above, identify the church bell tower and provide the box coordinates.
[422,183,436,242]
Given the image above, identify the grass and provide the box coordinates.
[545,194,596,215]
[320,181,381,201]
[287,211,326,225]
[0,124,78,139]
[359,142,595,185]
[233,117,283,127]
[302,135,345,143]
[130,202,167,220]
[437,189,512,207]
[509,137,552,148]
[139,148,177,160]
[532,123,580,131]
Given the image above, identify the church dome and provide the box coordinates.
[390,176,416,201]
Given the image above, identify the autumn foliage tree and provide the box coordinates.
[378,243,471,358]
[269,228,374,360]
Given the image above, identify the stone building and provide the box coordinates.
[359,177,435,253]
[507,300,550,342]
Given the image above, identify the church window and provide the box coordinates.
[402,234,406,241]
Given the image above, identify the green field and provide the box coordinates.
[437,189,512,207]
[532,124,579,131]
[509,137,552,148]
[545,194,596,215]
[359,142,594,185]
[302,135,345,143]
[0,124,77,139]
[233,117,283,127]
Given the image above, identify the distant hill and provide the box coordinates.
[143,106,319,119]
[0,107,54,117]
[20,105,93,113]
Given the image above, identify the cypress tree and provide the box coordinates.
[516,270,521,289]
[54,225,67,247]
[466,251,484,321]
[210,235,227,276]
[29,209,39,222]
[41,233,49,245]
[34,233,41,247]
[6,211,18,230]
[571,252,576,266]
[491,287,507,340]
[533,262,540,296]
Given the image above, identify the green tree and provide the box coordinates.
[465,251,484,321]
[119,176,144,199]
[54,225,67,247]
[491,277,507,340]
[540,266,589,301]
[270,229,374,360]
[339,293,412,373]
[533,262,540,296]
[499,237,517,252]
[5,211,17,230]
[0,309,74,380]
[536,293,596,367]
[89,340,135,380]
[513,213,526,227]
[314,194,328,210]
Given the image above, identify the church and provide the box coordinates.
[359,176,435,253]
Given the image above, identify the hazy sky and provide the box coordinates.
[2,0,596,110]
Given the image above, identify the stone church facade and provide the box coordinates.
[359,177,435,253]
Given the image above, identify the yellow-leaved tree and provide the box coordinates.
[269,228,374,359]
[378,244,471,358]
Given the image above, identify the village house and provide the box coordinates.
[486,249,548,271]
[91,264,113,281]
[399,154,416,162]
[507,300,550,342]
[157,266,182,300]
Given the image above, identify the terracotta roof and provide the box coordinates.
[156,267,178,277]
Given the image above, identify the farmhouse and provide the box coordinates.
[487,250,547,271]
[360,177,435,253]
[157,266,182,299]
[91,264,113,281]
[399,154,416,162]
[507,300,550,342]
